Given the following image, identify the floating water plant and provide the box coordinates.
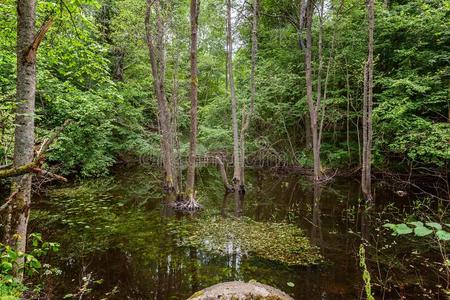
[173,216,322,266]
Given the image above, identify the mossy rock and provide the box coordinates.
[188,281,294,300]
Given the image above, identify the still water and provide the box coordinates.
[29,166,444,299]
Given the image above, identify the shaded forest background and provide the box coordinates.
[0,0,448,177]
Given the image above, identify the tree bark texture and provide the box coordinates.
[226,0,241,187]
[361,0,374,202]
[145,0,178,193]
[186,0,200,199]
[239,0,258,188]
[304,0,321,182]
[9,0,36,280]
[216,156,233,192]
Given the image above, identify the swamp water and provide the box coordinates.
[29,166,444,299]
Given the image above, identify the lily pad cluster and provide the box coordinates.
[383,221,450,241]
[172,216,322,266]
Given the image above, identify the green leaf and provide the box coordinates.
[408,221,424,227]
[383,223,397,230]
[287,282,295,287]
[436,230,450,241]
[425,222,442,230]
[1,261,13,271]
[395,224,413,235]
[414,225,433,237]
[31,259,41,269]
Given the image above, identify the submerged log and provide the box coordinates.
[188,281,294,300]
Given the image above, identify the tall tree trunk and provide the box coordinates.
[171,52,182,190]
[145,0,177,194]
[9,0,37,280]
[298,0,312,150]
[361,0,374,202]
[345,63,352,165]
[304,0,321,182]
[186,0,200,201]
[226,0,241,188]
[304,114,312,149]
[298,0,306,49]
[238,0,258,189]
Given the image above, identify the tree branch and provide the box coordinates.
[25,17,54,63]
[0,191,18,212]
[0,120,71,179]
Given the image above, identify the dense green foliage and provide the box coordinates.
[0,234,60,299]
[1,0,448,176]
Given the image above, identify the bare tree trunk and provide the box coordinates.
[304,0,321,182]
[171,52,183,190]
[447,82,450,144]
[9,0,37,280]
[298,0,306,49]
[226,0,241,188]
[345,63,352,165]
[304,114,312,149]
[361,0,374,202]
[185,0,200,203]
[112,48,125,81]
[298,0,311,150]
[145,0,177,194]
[238,0,258,189]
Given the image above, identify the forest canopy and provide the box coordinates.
[0,0,447,177]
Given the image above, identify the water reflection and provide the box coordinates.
[29,166,443,300]
[234,191,244,218]
[310,184,323,249]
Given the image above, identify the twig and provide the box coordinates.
[0,164,12,170]
[0,191,18,212]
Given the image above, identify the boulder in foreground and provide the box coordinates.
[188,280,294,300]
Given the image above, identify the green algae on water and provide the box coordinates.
[172,216,322,266]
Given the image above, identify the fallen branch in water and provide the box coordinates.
[31,167,68,182]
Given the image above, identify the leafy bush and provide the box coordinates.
[383,221,450,241]
[0,234,60,299]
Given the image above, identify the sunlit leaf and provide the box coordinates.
[426,222,442,230]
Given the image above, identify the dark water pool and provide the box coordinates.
[29,166,445,299]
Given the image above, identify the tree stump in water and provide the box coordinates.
[188,281,294,300]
